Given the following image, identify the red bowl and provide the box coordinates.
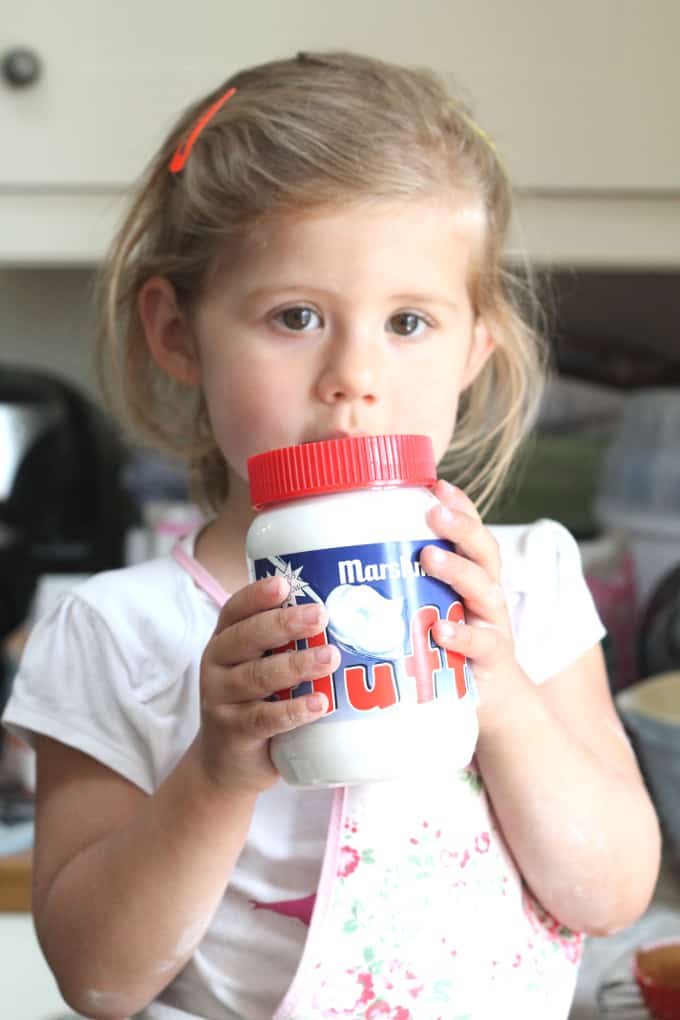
[634,940,680,1019]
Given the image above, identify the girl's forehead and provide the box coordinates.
[247,194,482,240]
[200,197,484,310]
[227,196,485,272]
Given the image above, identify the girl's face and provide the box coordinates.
[155,197,494,489]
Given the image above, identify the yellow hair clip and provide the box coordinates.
[460,111,497,155]
[459,110,506,175]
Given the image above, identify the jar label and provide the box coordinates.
[251,539,476,723]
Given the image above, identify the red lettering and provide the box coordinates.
[444,601,468,698]
[345,662,398,711]
[404,605,443,703]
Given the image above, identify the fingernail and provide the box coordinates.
[439,479,467,505]
[438,621,456,639]
[428,545,447,564]
[299,604,322,624]
[306,693,327,713]
[437,505,455,524]
[265,576,288,598]
[313,645,334,664]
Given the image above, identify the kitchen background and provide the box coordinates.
[1,1,680,1017]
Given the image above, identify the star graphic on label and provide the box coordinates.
[267,558,320,607]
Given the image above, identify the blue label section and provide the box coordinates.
[252,538,476,724]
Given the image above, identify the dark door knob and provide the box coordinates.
[2,48,42,87]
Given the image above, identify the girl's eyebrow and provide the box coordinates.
[243,286,460,310]
[243,284,331,302]
[388,293,460,311]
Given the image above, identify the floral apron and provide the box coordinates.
[271,771,582,1020]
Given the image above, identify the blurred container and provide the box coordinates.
[580,529,638,691]
[616,671,680,871]
[639,563,680,681]
[486,430,612,538]
[486,372,623,538]
[597,388,680,611]
[634,939,680,1020]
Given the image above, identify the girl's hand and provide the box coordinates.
[421,479,522,735]
[197,577,340,795]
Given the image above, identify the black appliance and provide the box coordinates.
[0,365,138,649]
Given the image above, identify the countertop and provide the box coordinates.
[570,847,680,1018]
[0,850,31,911]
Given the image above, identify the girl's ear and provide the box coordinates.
[461,317,495,389]
[138,277,201,386]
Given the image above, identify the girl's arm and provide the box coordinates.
[32,575,338,1020]
[421,480,661,937]
[33,735,257,1020]
[473,643,660,936]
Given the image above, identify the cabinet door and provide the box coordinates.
[467,1,680,192]
[1,0,678,192]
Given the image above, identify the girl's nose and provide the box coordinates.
[316,342,379,406]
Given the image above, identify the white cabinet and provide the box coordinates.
[2,0,679,265]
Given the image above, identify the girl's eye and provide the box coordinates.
[275,306,322,332]
[387,312,429,338]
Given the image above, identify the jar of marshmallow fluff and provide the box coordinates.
[246,434,478,787]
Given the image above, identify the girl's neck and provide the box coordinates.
[194,473,256,596]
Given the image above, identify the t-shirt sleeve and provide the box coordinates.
[2,593,158,793]
[505,519,607,685]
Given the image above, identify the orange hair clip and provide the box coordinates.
[169,86,237,174]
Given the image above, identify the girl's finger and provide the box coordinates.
[432,617,506,666]
[432,479,482,521]
[420,545,507,622]
[214,575,291,633]
[426,502,501,582]
[211,601,330,666]
[209,643,341,704]
[226,690,329,741]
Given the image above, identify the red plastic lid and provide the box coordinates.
[248,434,436,509]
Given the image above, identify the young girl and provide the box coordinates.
[3,51,660,1020]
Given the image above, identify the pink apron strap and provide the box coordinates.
[171,541,229,608]
[173,533,347,1020]
[273,785,347,1020]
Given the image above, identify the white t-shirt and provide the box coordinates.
[3,519,605,1020]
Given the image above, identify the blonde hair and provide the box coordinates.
[97,50,546,515]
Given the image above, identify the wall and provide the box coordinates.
[1,268,98,397]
